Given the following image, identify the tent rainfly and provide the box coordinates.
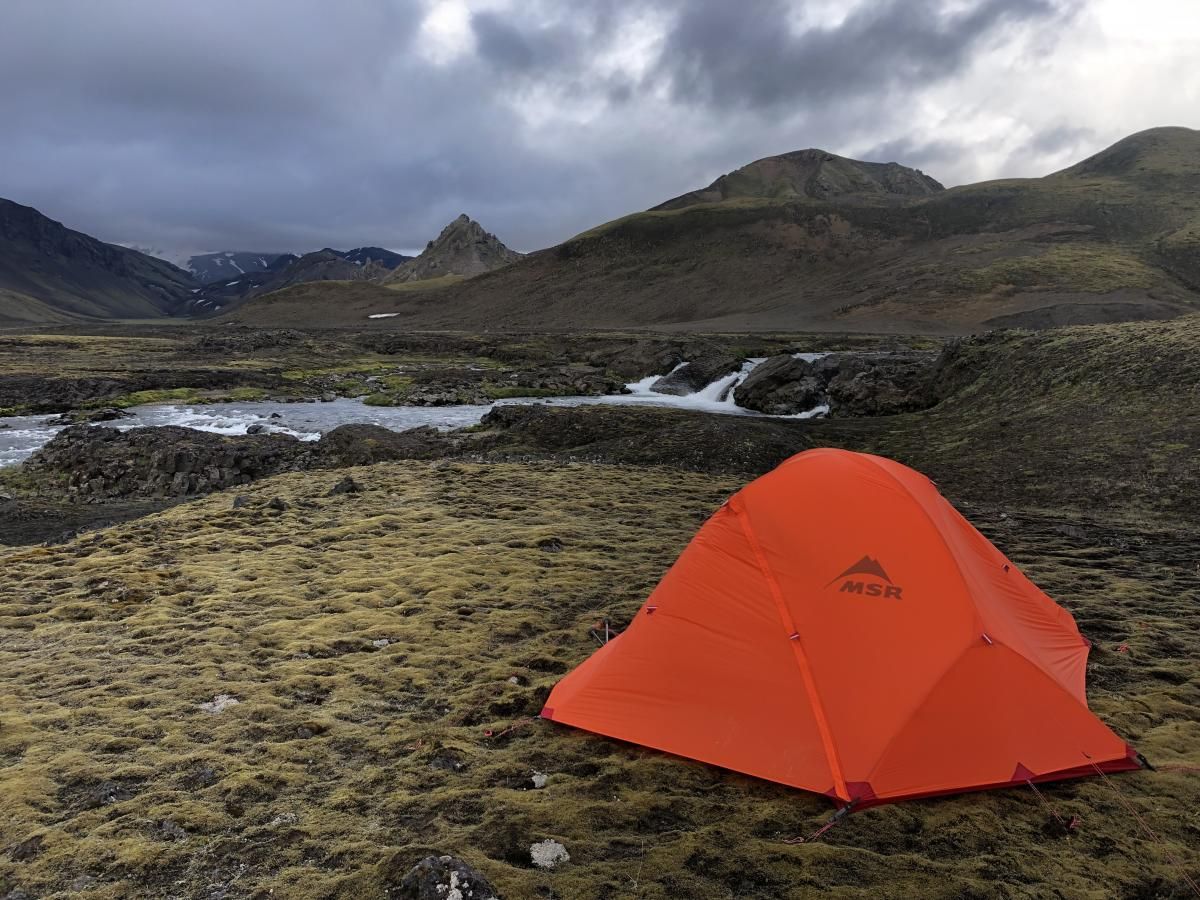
[542,448,1140,808]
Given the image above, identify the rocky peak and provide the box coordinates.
[384,215,522,284]
[653,149,944,211]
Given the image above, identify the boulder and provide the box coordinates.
[45,407,132,426]
[733,355,825,415]
[650,355,743,396]
[819,351,939,417]
[327,475,360,496]
[588,341,685,380]
[387,855,499,900]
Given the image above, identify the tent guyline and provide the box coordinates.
[542,448,1141,809]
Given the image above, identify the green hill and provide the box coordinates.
[240,127,1200,333]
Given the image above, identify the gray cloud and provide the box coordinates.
[0,0,1186,259]
[655,0,1068,109]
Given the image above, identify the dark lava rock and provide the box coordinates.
[587,340,685,380]
[404,384,489,406]
[232,494,251,508]
[387,854,499,900]
[477,404,813,474]
[0,370,281,415]
[650,355,743,396]
[731,351,940,418]
[45,407,132,426]
[267,497,289,511]
[328,475,360,496]
[819,351,939,417]
[25,425,302,500]
[245,423,267,435]
[193,328,306,354]
[314,424,455,467]
[7,835,43,862]
[733,354,825,415]
[502,366,625,397]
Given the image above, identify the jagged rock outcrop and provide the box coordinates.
[733,355,824,415]
[735,351,941,417]
[817,352,940,417]
[384,215,521,284]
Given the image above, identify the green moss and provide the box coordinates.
[481,385,562,399]
[91,387,203,409]
[1,460,1196,898]
[224,387,269,401]
[958,245,1159,293]
[362,393,400,408]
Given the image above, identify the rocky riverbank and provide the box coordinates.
[0,326,928,415]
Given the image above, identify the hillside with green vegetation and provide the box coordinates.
[237,127,1200,333]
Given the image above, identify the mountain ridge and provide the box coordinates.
[235,126,1199,332]
[653,148,944,211]
[0,197,198,321]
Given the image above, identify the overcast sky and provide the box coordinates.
[1,0,1197,258]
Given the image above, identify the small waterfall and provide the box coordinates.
[628,356,827,417]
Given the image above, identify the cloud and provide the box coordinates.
[655,0,1068,110]
[0,0,1194,259]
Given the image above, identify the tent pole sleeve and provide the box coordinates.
[729,498,850,801]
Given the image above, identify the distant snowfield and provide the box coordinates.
[367,313,400,319]
[0,357,828,467]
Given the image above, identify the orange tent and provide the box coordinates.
[543,448,1139,807]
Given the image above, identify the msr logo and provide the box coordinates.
[826,555,903,600]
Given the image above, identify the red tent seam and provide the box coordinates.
[729,496,849,801]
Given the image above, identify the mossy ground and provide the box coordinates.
[2,461,1198,898]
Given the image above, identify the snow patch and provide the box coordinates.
[367,313,400,319]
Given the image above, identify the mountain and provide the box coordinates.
[0,197,198,321]
[653,148,944,210]
[342,246,411,268]
[186,247,411,315]
[188,248,408,284]
[241,126,1199,332]
[382,215,521,285]
[187,251,287,283]
[187,247,413,315]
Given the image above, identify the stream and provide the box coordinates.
[0,356,829,467]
